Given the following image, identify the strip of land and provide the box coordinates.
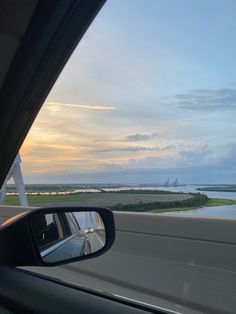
[197,186,236,192]
[4,192,192,207]
[3,191,236,213]
[151,198,236,213]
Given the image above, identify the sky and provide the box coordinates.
[20,0,236,184]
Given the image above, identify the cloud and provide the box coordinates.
[97,146,156,153]
[100,156,172,172]
[96,144,176,153]
[163,145,176,151]
[21,140,236,184]
[177,146,213,166]
[99,145,213,171]
[215,142,236,170]
[171,87,236,111]
[124,132,159,142]
[23,163,236,185]
[47,102,116,111]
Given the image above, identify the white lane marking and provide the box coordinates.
[112,294,182,314]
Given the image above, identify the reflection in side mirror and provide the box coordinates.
[29,211,106,263]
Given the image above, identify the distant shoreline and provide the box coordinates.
[197,187,236,193]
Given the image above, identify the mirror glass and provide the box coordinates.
[29,210,106,263]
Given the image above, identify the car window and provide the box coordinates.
[2,0,236,313]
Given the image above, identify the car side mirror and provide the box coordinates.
[0,207,115,267]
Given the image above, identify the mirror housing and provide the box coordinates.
[0,207,115,267]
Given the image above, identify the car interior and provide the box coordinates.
[0,1,171,313]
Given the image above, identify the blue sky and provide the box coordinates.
[21,0,236,184]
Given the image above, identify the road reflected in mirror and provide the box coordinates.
[29,211,106,263]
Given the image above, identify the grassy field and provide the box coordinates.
[3,192,192,207]
[3,194,87,206]
[206,198,236,206]
[3,193,236,213]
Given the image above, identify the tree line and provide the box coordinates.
[111,193,209,212]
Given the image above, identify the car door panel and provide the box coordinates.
[0,267,166,314]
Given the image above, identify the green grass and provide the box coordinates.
[2,192,194,207]
[206,198,236,206]
[151,198,236,213]
[3,194,87,206]
[151,207,197,213]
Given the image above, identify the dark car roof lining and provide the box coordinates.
[0,0,105,187]
[0,0,39,90]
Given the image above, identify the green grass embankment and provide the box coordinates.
[3,193,87,206]
[206,198,236,206]
[151,198,236,213]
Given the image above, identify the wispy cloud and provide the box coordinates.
[47,102,116,111]
[97,146,155,153]
[99,145,215,171]
[96,144,176,153]
[124,132,159,142]
[171,87,236,111]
